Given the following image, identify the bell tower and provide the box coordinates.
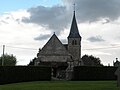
[68,9,82,66]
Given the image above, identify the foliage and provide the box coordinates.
[82,54,103,66]
[0,81,119,90]
[0,66,51,84]
[0,54,17,66]
[73,66,117,81]
[28,57,36,66]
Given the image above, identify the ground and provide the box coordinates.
[0,81,119,90]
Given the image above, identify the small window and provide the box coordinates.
[74,40,77,45]
[72,40,77,45]
[72,40,74,45]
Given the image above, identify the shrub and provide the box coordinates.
[72,66,117,81]
[0,66,51,84]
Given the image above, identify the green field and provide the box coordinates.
[0,81,119,90]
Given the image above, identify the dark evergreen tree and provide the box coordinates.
[28,57,36,66]
[82,54,103,66]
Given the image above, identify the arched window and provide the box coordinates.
[72,40,77,45]
[72,40,74,45]
[74,40,77,45]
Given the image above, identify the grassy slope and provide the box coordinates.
[0,81,119,90]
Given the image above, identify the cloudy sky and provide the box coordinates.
[0,0,120,66]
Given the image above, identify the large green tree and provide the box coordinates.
[0,54,17,66]
[82,54,103,66]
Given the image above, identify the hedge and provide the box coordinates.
[72,66,117,81]
[0,66,51,84]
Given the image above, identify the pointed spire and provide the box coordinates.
[68,7,81,38]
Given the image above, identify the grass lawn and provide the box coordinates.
[0,81,119,90]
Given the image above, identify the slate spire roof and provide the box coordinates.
[68,11,81,38]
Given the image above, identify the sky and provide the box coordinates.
[0,0,120,66]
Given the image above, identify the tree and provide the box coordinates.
[0,54,17,66]
[28,57,36,66]
[82,54,103,66]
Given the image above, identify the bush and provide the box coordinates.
[0,66,51,84]
[72,66,117,81]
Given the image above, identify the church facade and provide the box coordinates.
[35,11,82,79]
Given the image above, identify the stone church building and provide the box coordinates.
[35,11,82,79]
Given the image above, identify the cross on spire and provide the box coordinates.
[73,3,75,13]
[68,3,81,38]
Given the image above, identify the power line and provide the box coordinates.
[6,45,38,51]
[0,44,120,51]
[6,45,120,51]
[83,45,120,50]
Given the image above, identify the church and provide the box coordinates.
[35,10,83,79]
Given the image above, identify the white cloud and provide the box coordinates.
[78,20,120,66]
[0,10,51,65]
